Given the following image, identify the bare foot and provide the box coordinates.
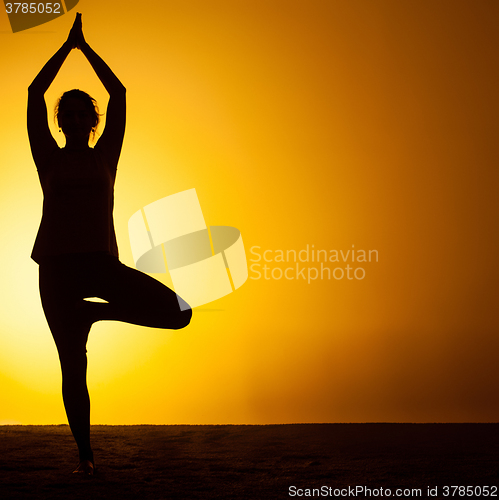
[72,459,95,475]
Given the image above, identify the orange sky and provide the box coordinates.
[0,0,498,424]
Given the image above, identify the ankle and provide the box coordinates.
[79,450,94,465]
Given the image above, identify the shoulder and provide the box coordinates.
[36,146,63,175]
[92,146,117,175]
[27,90,60,169]
[93,92,126,167]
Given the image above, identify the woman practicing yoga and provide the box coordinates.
[28,13,192,475]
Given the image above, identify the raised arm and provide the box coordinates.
[27,19,79,168]
[74,15,126,166]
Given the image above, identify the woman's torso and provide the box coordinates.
[31,147,119,263]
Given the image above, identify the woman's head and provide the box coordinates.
[55,89,101,142]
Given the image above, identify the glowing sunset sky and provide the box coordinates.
[0,0,497,424]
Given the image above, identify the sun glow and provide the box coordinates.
[1,1,498,425]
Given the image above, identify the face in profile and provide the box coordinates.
[58,98,95,140]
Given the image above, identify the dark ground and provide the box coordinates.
[0,424,497,499]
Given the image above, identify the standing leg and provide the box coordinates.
[57,324,94,469]
[39,264,95,473]
[38,253,192,474]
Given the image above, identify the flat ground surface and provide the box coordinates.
[0,424,497,499]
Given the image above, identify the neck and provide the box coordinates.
[64,136,90,151]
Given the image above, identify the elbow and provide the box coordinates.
[110,83,126,96]
[28,82,46,96]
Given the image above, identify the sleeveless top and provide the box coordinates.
[31,147,119,263]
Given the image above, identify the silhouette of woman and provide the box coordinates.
[28,14,192,475]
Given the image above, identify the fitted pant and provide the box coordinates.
[39,252,192,462]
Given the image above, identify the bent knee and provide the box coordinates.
[172,307,192,330]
